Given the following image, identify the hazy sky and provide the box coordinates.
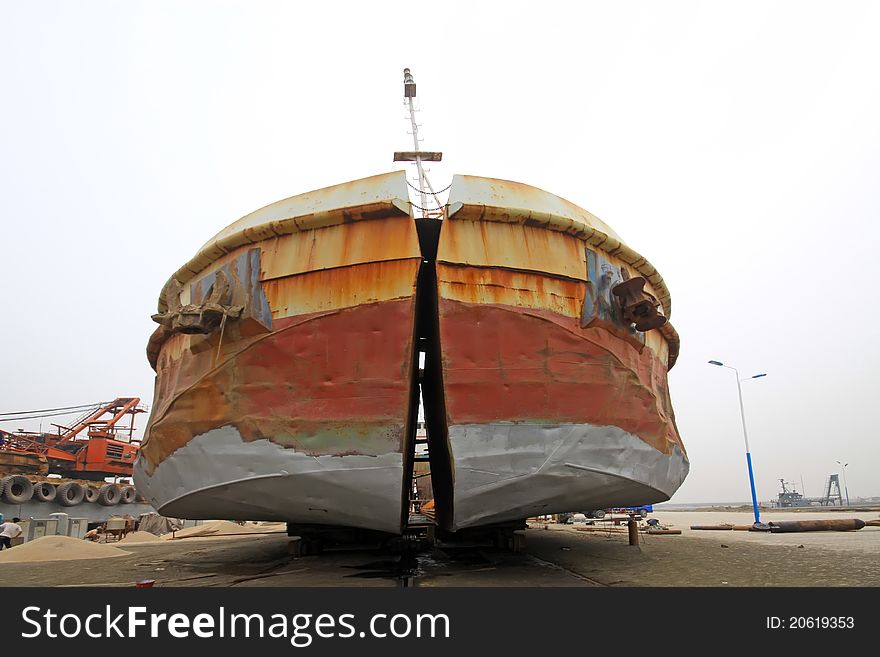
[2,1,878,503]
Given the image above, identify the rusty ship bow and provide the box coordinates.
[136,172,422,534]
[135,171,688,535]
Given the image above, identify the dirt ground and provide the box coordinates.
[527,522,880,586]
[651,510,880,554]
[2,509,878,587]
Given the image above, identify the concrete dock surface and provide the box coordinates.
[1,510,877,587]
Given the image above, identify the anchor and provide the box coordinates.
[611,275,667,332]
[151,269,243,335]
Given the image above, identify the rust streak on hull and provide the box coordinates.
[141,298,418,474]
[139,170,688,534]
[260,217,421,281]
[438,298,682,456]
[263,259,421,318]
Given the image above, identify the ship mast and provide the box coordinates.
[404,68,428,210]
[394,67,443,218]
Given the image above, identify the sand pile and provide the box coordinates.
[118,531,162,544]
[0,535,130,563]
[161,520,262,539]
[256,521,287,531]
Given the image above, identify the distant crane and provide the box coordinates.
[821,474,843,506]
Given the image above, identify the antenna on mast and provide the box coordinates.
[394,67,443,218]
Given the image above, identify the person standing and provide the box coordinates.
[0,517,23,549]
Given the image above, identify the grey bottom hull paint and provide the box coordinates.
[448,423,689,531]
[134,423,688,535]
[133,426,405,534]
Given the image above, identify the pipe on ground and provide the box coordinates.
[768,519,865,533]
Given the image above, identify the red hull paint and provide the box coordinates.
[439,299,683,457]
[141,298,417,474]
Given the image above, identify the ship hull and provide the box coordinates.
[134,426,405,533]
[431,176,688,531]
[136,173,422,534]
[437,298,688,530]
[449,422,687,529]
[136,299,419,534]
[137,172,689,534]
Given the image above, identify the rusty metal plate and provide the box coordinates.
[437,298,681,450]
[260,217,421,281]
[447,174,622,241]
[142,296,418,470]
[437,263,583,318]
[437,220,586,282]
[436,219,673,367]
[166,171,412,292]
[263,259,420,319]
[446,174,672,319]
[206,170,411,248]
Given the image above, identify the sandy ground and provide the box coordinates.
[530,510,880,586]
[1,510,877,587]
[650,510,880,554]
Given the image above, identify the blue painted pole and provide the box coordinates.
[746,451,760,524]
[735,372,762,526]
[710,361,766,527]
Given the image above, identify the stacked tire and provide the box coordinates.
[1,475,34,504]
[97,483,120,506]
[56,482,86,507]
[0,477,140,506]
[32,482,56,502]
[120,486,138,504]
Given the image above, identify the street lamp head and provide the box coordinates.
[708,360,724,366]
[752,373,768,379]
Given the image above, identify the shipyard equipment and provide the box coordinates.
[772,476,847,508]
[821,474,844,506]
[0,398,146,506]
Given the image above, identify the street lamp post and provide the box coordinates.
[836,461,850,506]
[709,360,767,527]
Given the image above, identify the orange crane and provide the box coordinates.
[0,398,146,506]
[38,397,144,478]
